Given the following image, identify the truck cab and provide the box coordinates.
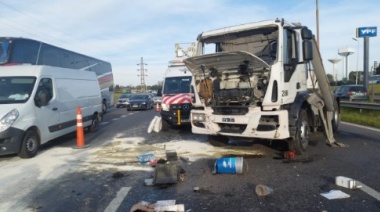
[184,19,338,154]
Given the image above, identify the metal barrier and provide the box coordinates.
[340,101,380,110]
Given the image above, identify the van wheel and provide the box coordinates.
[161,119,170,132]
[288,109,309,155]
[18,129,40,158]
[102,103,107,114]
[89,116,100,133]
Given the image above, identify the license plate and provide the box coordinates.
[181,119,190,123]
[132,104,138,108]
[222,117,235,122]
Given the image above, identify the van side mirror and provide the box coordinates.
[303,40,313,61]
[191,85,196,103]
[34,97,42,108]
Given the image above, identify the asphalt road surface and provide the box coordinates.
[0,107,379,212]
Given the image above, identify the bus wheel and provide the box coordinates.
[102,102,107,114]
[18,129,40,158]
[288,108,309,155]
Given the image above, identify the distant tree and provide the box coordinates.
[115,84,121,93]
[376,65,380,75]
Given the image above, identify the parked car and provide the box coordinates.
[126,94,154,111]
[153,96,162,104]
[116,94,131,108]
[334,85,368,101]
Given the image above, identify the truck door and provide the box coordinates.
[34,77,60,143]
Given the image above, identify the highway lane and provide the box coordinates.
[0,107,379,211]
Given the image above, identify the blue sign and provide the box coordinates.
[356,27,377,37]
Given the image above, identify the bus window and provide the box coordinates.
[10,39,40,65]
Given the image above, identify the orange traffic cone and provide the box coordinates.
[155,103,160,112]
[73,106,90,149]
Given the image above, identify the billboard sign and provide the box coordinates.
[356,27,377,37]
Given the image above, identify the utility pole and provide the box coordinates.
[316,0,320,48]
[137,57,147,93]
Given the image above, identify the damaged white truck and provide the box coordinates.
[184,19,340,154]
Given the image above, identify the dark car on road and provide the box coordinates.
[126,94,154,111]
[334,85,368,101]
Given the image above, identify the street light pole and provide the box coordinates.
[352,38,360,85]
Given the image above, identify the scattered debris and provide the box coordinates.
[130,200,185,212]
[283,150,296,159]
[112,171,124,179]
[320,190,350,200]
[147,116,162,133]
[144,178,154,186]
[154,163,179,185]
[335,176,380,201]
[166,150,178,161]
[137,153,156,165]
[255,184,274,197]
[179,156,190,163]
[336,176,361,189]
[193,187,200,193]
[130,201,155,212]
[213,157,244,174]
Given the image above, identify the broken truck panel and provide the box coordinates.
[184,19,339,155]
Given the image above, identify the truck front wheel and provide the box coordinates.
[288,109,309,155]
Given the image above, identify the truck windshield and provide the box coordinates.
[0,77,36,104]
[163,76,192,94]
[0,39,10,65]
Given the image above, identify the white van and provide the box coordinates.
[0,65,102,158]
[160,57,193,129]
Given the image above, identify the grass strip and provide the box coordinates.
[341,107,380,129]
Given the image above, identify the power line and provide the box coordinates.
[137,57,148,93]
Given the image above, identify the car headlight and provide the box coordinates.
[0,109,19,132]
[161,103,170,111]
[142,102,146,104]
[192,113,206,122]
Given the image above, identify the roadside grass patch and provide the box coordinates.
[341,107,380,129]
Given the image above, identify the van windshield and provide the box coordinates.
[0,39,10,64]
[163,76,192,94]
[0,77,36,104]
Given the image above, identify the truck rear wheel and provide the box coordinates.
[18,129,40,158]
[332,100,340,133]
[288,109,309,155]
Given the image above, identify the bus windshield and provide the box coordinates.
[0,39,10,64]
[163,76,192,94]
[0,77,36,104]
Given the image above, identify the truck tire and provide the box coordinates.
[332,100,340,133]
[288,109,309,155]
[18,129,40,158]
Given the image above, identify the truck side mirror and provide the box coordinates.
[303,40,313,61]
[301,28,313,40]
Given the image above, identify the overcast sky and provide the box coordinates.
[1,0,379,86]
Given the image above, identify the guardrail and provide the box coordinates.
[340,101,380,110]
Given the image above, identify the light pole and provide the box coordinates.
[352,38,360,85]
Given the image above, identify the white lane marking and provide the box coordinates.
[357,181,380,201]
[342,122,380,133]
[100,122,109,125]
[121,115,128,118]
[104,187,131,212]
[111,118,120,121]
